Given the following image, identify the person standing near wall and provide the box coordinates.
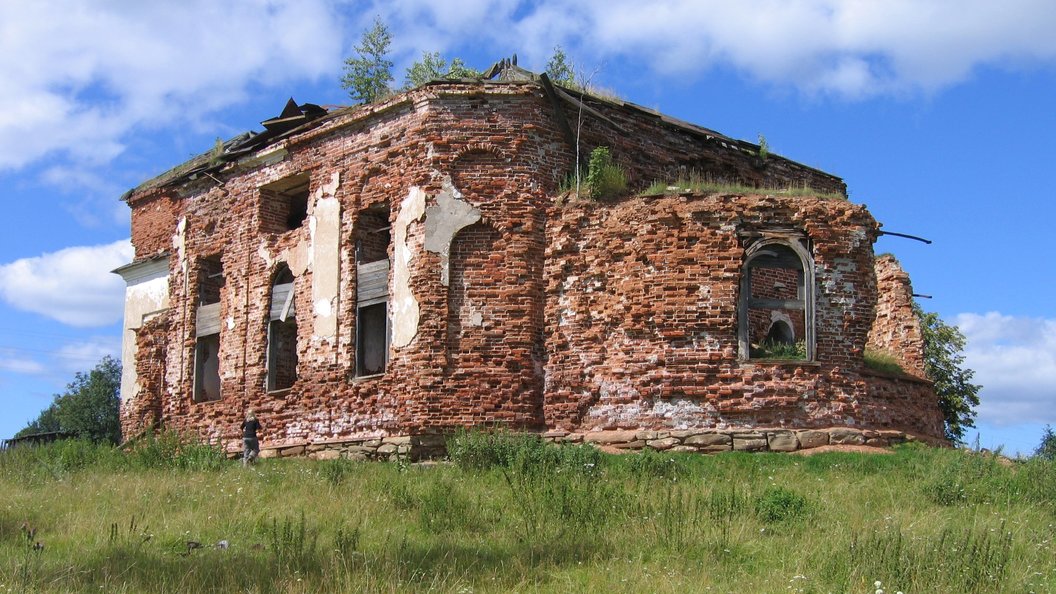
[241,410,261,466]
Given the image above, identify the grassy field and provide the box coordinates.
[1,433,1054,593]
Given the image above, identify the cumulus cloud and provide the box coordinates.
[367,0,1056,97]
[2,0,1055,179]
[0,0,343,170]
[0,240,134,327]
[956,312,1056,427]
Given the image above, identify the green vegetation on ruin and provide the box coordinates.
[2,432,1054,593]
[642,172,846,201]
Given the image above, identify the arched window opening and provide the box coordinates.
[267,265,298,392]
[738,239,814,361]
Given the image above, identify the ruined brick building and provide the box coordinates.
[115,63,945,458]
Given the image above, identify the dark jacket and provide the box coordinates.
[241,419,261,440]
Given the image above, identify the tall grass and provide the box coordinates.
[1,435,1054,592]
[643,169,846,201]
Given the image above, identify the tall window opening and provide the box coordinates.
[260,173,310,233]
[355,207,390,376]
[267,265,298,392]
[738,239,815,361]
[194,255,223,402]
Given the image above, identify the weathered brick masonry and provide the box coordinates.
[116,70,945,457]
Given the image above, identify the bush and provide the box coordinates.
[586,146,627,201]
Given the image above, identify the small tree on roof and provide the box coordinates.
[342,17,394,104]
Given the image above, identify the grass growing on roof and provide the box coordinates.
[1,434,1054,592]
[643,170,846,201]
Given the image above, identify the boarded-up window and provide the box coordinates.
[355,207,390,376]
[193,256,223,402]
[267,265,298,392]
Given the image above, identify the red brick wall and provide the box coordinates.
[128,191,179,258]
[120,82,944,448]
[542,192,940,438]
[868,254,928,378]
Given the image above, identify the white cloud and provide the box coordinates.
[956,312,1056,427]
[0,240,134,327]
[0,0,343,170]
[0,349,46,375]
[2,0,1054,178]
[54,337,122,374]
[368,0,1056,96]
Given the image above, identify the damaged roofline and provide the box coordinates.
[121,58,841,202]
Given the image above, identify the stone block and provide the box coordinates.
[828,428,866,445]
[767,431,799,452]
[584,430,639,445]
[646,437,680,450]
[733,437,767,452]
[279,445,304,457]
[684,433,732,447]
[311,450,341,460]
[796,430,830,449]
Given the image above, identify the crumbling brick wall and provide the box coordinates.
[543,192,940,438]
[566,93,846,196]
[868,254,927,378]
[120,313,170,438]
[118,80,945,452]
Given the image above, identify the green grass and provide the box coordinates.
[2,437,1055,592]
[865,347,909,375]
[643,170,846,201]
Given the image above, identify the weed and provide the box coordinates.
[847,524,1013,593]
[265,511,320,573]
[318,457,357,486]
[625,447,689,482]
[755,485,810,523]
[757,133,769,162]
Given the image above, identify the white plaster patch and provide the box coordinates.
[257,243,274,267]
[173,217,187,280]
[314,298,333,317]
[226,316,235,330]
[424,176,482,286]
[310,171,341,339]
[391,186,426,348]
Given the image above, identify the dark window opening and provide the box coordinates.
[260,173,310,233]
[193,256,223,402]
[193,334,221,402]
[356,303,388,376]
[267,265,298,392]
[738,240,814,361]
[355,206,390,377]
[198,255,224,305]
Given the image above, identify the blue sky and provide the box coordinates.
[1,0,1054,455]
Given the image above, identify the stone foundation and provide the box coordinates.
[243,426,942,462]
